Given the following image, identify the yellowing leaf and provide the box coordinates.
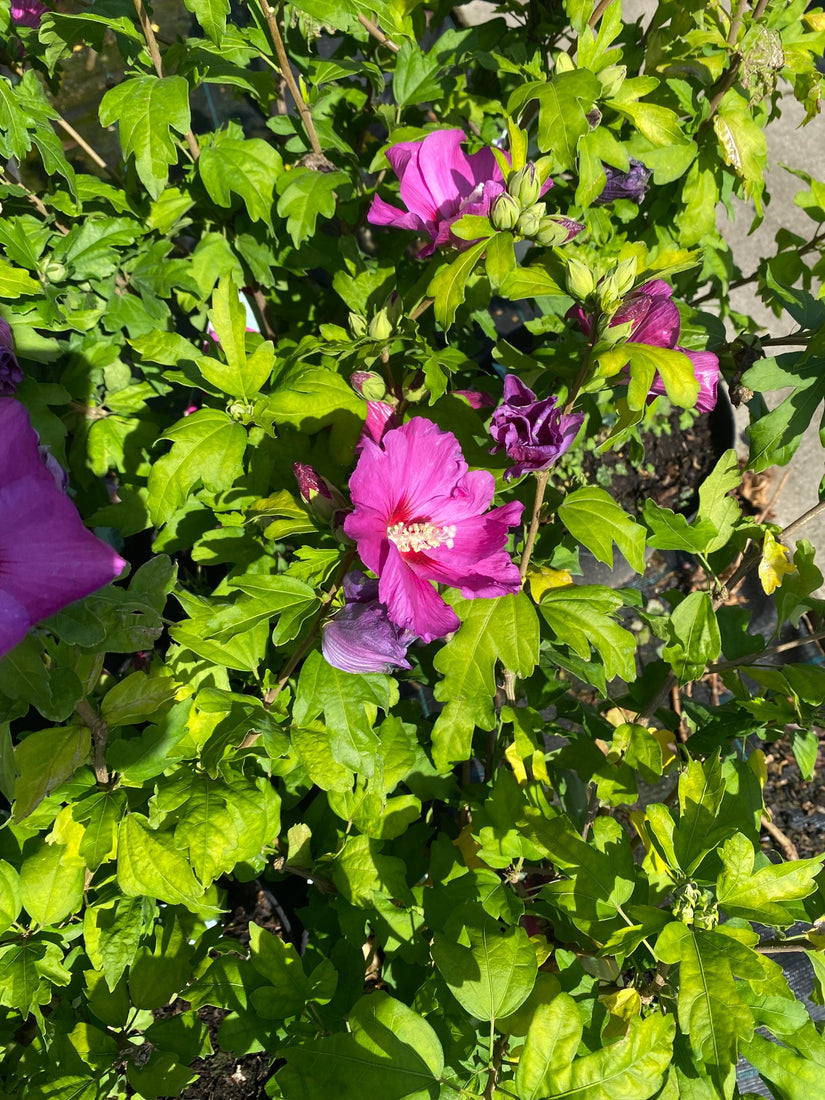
[758,529,797,594]
[527,567,572,601]
[504,741,528,785]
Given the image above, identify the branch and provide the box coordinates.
[75,698,110,785]
[257,0,323,156]
[132,0,200,161]
[588,0,615,29]
[519,469,550,581]
[358,13,399,52]
[55,115,119,179]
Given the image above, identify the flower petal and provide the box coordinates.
[379,543,459,643]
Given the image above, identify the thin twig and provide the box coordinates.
[581,782,600,839]
[257,0,323,156]
[588,0,614,29]
[357,13,399,52]
[75,698,110,785]
[132,0,200,160]
[519,469,550,580]
[55,115,118,178]
[707,628,825,672]
[727,0,748,45]
[780,497,825,543]
[698,0,772,130]
[756,468,792,524]
[410,297,433,322]
[761,814,800,860]
[1,168,69,234]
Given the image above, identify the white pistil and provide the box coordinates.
[387,520,456,554]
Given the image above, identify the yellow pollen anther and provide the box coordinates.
[387,520,456,554]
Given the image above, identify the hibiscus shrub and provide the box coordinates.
[2,0,825,1097]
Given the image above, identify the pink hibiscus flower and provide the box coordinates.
[11,0,46,27]
[0,399,125,658]
[570,280,720,413]
[344,418,523,643]
[368,129,508,258]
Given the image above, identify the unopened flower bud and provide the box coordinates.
[43,260,66,283]
[535,216,585,248]
[597,64,626,100]
[490,192,520,232]
[385,291,403,326]
[565,258,596,301]
[368,308,393,343]
[507,163,541,207]
[599,258,638,311]
[348,313,368,339]
[516,203,544,237]
[351,371,386,401]
[293,462,346,523]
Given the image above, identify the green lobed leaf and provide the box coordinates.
[19,841,85,926]
[716,833,824,925]
[13,725,90,821]
[199,136,282,225]
[428,238,488,330]
[147,408,247,526]
[539,585,636,682]
[276,167,348,247]
[293,650,397,774]
[432,593,539,769]
[509,71,601,171]
[661,592,721,683]
[559,486,646,573]
[117,815,206,907]
[276,991,445,1099]
[183,0,230,43]
[431,916,537,1021]
[655,922,755,1088]
[99,76,193,199]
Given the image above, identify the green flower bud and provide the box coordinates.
[516,203,544,237]
[597,64,627,100]
[348,312,368,339]
[565,258,596,301]
[350,371,387,401]
[598,258,637,312]
[368,308,393,343]
[534,216,584,247]
[490,192,520,231]
[42,260,66,283]
[507,163,541,207]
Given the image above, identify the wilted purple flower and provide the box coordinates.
[0,399,125,659]
[594,159,652,205]
[490,376,584,481]
[322,572,414,674]
[0,320,23,395]
[11,0,46,28]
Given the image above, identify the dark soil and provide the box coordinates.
[580,398,734,516]
[762,735,825,861]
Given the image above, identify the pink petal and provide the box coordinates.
[379,543,459,643]
[367,193,425,233]
[416,130,472,217]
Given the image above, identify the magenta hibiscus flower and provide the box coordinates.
[368,129,508,257]
[344,418,523,643]
[0,399,125,659]
[570,280,720,413]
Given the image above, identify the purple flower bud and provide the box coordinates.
[322,571,414,674]
[11,0,46,28]
[0,320,22,395]
[490,375,584,481]
[594,158,652,206]
[453,389,496,410]
[293,463,345,523]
